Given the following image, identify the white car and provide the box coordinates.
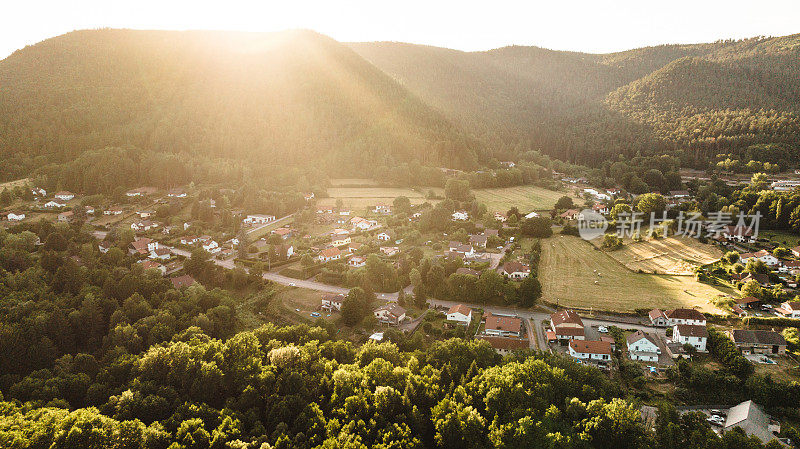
[598,326,609,333]
[289,282,296,287]
[707,415,725,426]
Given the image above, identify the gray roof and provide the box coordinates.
[730,329,787,346]
[724,401,777,444]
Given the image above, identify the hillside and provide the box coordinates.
[350,35,800,167]
[0,29,482,177]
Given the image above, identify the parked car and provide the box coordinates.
[598,326,609,333]
[707,415,725,426]
[310,312,321,317]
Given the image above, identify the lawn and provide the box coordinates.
[538,235,730,314]
[473,185,576,213]
[592,235,723,275]
[0,178,30,190]
[318,187,431,210]
[329,178,381,187]
[760,230,800,247]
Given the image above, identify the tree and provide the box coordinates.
[610,203,632,220]
[554,196,574,210]
[602,234,623,250]
[517,276,542,307]
[635,193,666,216]
[393,196,412,215]
[444,179,471,202]
[741,279,763,299]
[341,287,372,326]
[520,216,552,238]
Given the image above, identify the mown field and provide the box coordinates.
[318,187,430,210]
[591,235,723,275]
[539,235,729,313]
[473,185,576,213]
[0,178,30,190]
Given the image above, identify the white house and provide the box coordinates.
[374,204,392,214]
[569,340,612,367]
[321,294,344,311]
[44,201,66,209]
[180,236,199,245]
[673,324,707,352]
[446,304,473,325]
[627,330,661,362]
[374,304,406,325]
[351,217,377,231]
[502,261,530,279]
[7,212,25,221]
[377,232,391,241]
[722,225,755,243]
[167,189,187,198]
[54,191,75,201]
[149,247,172,260]
[740,250,780,267]
[131,220,157,232]
[243,214,275,225]
[452,211,469,221]
[31,188,46,197]
[776,301,800,318]
[648,309,670,327]
[484,314,521,338]
[664,309,706,326]
[348,256,367,268]
[318,247,342,263]
[104,207,123,216]
[202,240,220,253]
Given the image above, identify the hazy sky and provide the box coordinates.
[2,0,800,59]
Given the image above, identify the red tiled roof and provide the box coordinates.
[569,340,612,355]
[448,304,472,316]
[551,310,583,327]
[676,324,707,338]
[485,315,521,333]
[170,275,196,289]
[665,308,706,321]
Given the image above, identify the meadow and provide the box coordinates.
[538,235,730,313]
[473,185,577,213]
[318,186,430,210]
[592,235,723,275]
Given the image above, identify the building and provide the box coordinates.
[673,324,707,352]
[722,401,781,445]
[448,242,475,258]
[331,235,352,247]
[560,209,581,220]
[776,301,800,318]
[131,220,157,232]
[170,275,196,289]
[569,340,612,367]
[318,247,342,263]
[321,294,344,311]
[44,200,66,208]
[376,232,391,241]
[137,210,154,219]
[373,204,392,214]
[130,238,158,255]
[502,261,530,280]
[626,331,661,362]
[722,225,755,243]
[456,267,482,277]
[484,314,522,338]
[374,304,406,325]
[665,308,707,326]
[139,260,166,275]
[740,250,780,267]
[104,207,123,216]
[7,212,25,221]
[452,211,469,221]
[479,336,529,355]
[202,240,220,253]
[446,304,473,325]
[149,247,172,260]
[348,256,366,268]
[669,190,691,199]
[98,240,112,253]
[469,234,488,248]
[167,189,187,198]
[271,228,293,240]
[54,191,75,201]
[648,309,670,327]
[550,310,585,343]
[728,330,787,355]
[243,214,275,225]
[380,246,399,257]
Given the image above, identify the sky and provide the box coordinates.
[2,0,800,59]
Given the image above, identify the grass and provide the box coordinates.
[760,230,800,247]
[538,235,730,314]
[593,235,723,275]
[472,185,577,213]
[0,178,30,190]
[329,178,381,187]
[318,187,430,210]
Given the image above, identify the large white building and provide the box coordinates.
[626,330,661,362]
[569,340,612,367]
[446,304,473,325]
[673,324,708,352]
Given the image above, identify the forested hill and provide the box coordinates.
[349,34,800,167]
[0,29,482,174]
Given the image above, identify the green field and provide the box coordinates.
[0,178,30,190]
[319,187,430,210]
[591,235,723,275]
[760,230,800,247]
[539,235,729,314]
[473,185,576,213]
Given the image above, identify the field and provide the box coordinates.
[592,236,723,275]
[473,185,576,213]
[0,178,30,190]
[538,235,730,313]
[760,230,800,247]
[318,187,430,210]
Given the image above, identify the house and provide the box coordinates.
[380,246,399,257]
[331,235,352,247]
[304,193,315,201]
[131,220,157,232]
[317,206,334,214]
[791,246,800,258]
[664,308,706,326]
[243,214,275,225]
[339,209,351,216]
[180,236,199,245]
[201,240,220,254]
[137,210,154,219]
[479,336,529,355]
[741,272,771,287]
[271,244,294,260]
[560,209,580,220]
[627,331,661,362]
[770,180,800,191]
[524,211,540,219]
[648,309,670,327]
[98,241,112,253]
[139,260,166,275]
[494,212,507,222]
[446,304,473,325]
[54,191,75,201]
[321,294,344,311]
[456,267,482,277]
[728,330,787,355]
[735,296,761,310]
[149,247,172,260]
[722,401,781,445]
[31,187,46,197]
[57,211,74,222]
[722,225,756,243]
[125,189,144,197]
[592,203,610,214]
[349,243,363,253]
[569,340,613,367]
[502,261,530,280]
[448,242,475,257]
[318,247,342,263]
[374,204,392,214]
[376,232,391,241]
[104,207,123,215]
[44,200,66,208]
[452,211,469,221]
[669,190,691,199]
[167,189,187,198]
[484,314,522,338]
[740,250,780,267]
[775,301,800,318]
[374,304,406,325]
[351,217,377,231]
[368,332,384,342]
[271,227,293,240]
[170,275,196,289]
[550,310,585,343]
[7,212,25,221]
[469,234,487,248]
[673,324,707,352]
[130,238,158,255]
[348,256,367,268]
